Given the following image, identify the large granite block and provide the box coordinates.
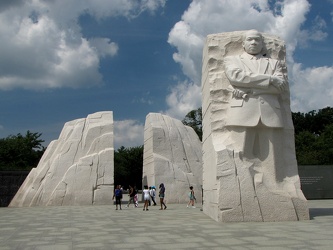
[9,111,114,207]
[143,113,202,204]
[202,30,309,222]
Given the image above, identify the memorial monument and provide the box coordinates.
[202,30,309,222]
[143,113,202,204]
[9,111,114,207]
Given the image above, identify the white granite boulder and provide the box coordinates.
[201,31,309,222]
[9,111,114,207]
[143,113,202,204]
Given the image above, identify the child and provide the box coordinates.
[187,186,196,208]
[133,186,139,208]
[149,186,156,206]
[159,183,167,210]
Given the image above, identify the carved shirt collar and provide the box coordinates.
[241,52,265,60]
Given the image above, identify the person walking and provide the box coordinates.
[187,186,196,208]
[142,185,150,211]
[149,186,156,206]
[126,185,135,208]
[113,185,123,210]
[159,183,167,210]
[133,186,139,208]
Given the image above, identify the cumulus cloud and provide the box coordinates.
[164,81,201,119]
[290,63,333,112]
[297,16,328,48]
[39,0,166,23]
[0,0,165,90]
[89,38,119,58]
[166,0,332,116]
[114,120,144,149]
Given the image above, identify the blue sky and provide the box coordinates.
[0,0,333,149]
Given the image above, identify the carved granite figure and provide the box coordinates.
[224,29,288,189]
[202,30,309,222]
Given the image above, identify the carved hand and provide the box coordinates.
[232,89,248,99]
[270,76,287,92]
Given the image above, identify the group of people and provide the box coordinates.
[112,184,143,210]
[142,184,167,211]
[112,183,168,211]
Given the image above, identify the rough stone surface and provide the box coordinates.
[9,111,114,207]
[143,113,202,204]
[201,31,309,222]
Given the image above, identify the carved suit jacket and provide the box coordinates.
[223,52,285,128]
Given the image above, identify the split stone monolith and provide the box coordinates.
[9,111,114,207]
[143,113,202,204]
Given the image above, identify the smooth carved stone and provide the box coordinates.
[202,30,309,222]
[143,113,202,204]
[9,112,114,207]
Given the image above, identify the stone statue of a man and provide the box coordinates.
[223,30,289,189]
[201,30,309,222]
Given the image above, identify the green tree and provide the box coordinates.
[182,107,202,141]
[292,107,333,165]
[292,107,333,135]
[294,131,321,165]
[114,145,143,189]
[316,124,333,164]
[0,131,45,170]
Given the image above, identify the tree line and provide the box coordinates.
[0,131,45,171]
[292,107,333,165]
[0,131,143,189]
[1,107,332,183]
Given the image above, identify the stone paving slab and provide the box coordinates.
[0,200,333,250]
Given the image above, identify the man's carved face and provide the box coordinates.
[242,30,263,55]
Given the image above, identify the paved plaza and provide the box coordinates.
[0,200,333,250]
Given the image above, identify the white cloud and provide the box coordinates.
[168,21,204,84]
[0,0,165,90]
[290,63,333,112]
[114,120,144,149]
[294,16,327,49]
[164,81,201,120]
[166,0,332,115]
[89,38,119,58]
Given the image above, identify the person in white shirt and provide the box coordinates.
[142,185,150,211]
